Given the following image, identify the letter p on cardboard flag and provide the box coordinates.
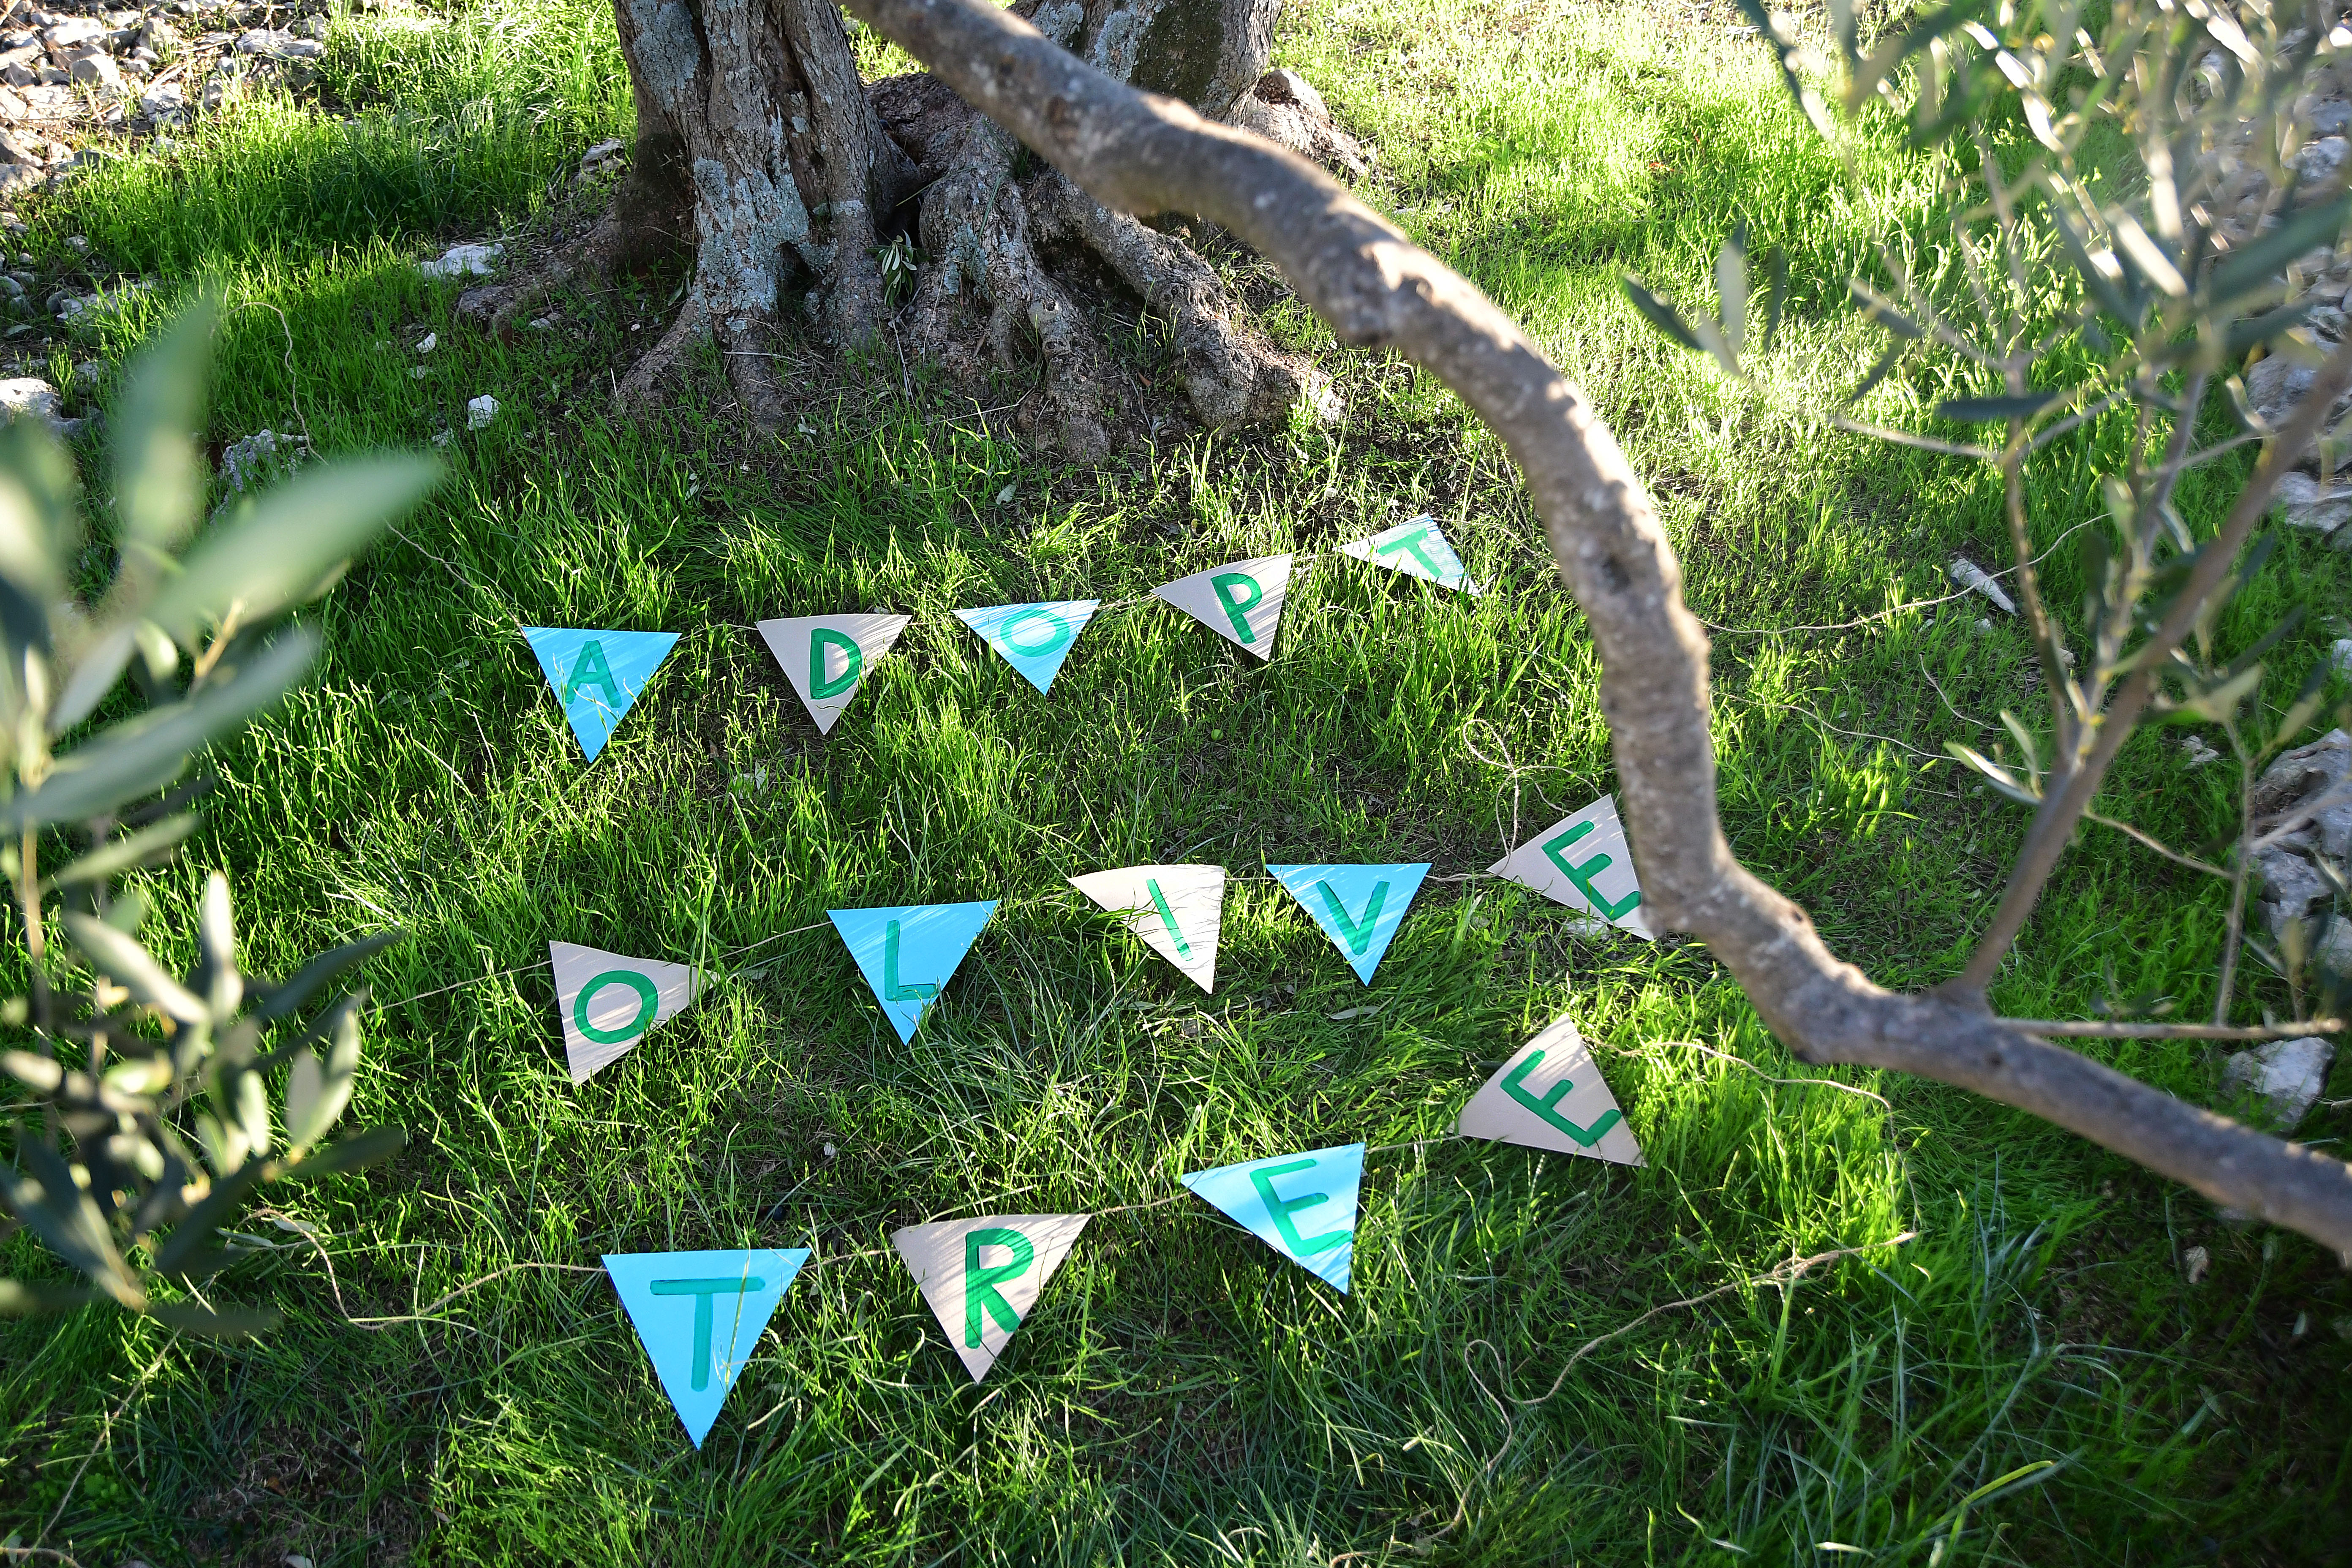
[551,941,698,1083]
[1457,1015,1643,1165]
[893,1214,1089,1382]
[604,1248,810,1447]
[758,612,912,733]
[1489,795,1652,939]
[1154,555,1293,660]
[1183,1143,1365,1293]
[523,627,680,761]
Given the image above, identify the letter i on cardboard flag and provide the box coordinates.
[603,1248,810,1446]
[1489,795,1653,939]
[828,900,998,1042]
[550,942,698,1083]
[1266,862,1431,983]
[1340,514,1480,595]
[1182,1144,1365,1292]
[757,612,913,733]
[1067,864,1225,992]
[523,627,680,761]
[892,1214,1089,1382]
[1153,555,1293,660]
[953,600,1101,695]
[1457,1015,1644,1165]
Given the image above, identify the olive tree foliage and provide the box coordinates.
[0,302,438,1335]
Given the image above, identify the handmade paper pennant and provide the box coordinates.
[1183,1143,1365,1293]
[1067,864,1226,993]
[1457,1015,1643,1165]
[550,941,698,1084]
[828,900,999,1042]
[952,600,1101,696]
[892,1213,1089,1382]
[523,627,679,761]
[603,1248,810,1446]
[1489,795,1652,938]
[1339,514,1479,595]
[757,612,912,733]
[1153,555,1293,661]
[1266,862,1432,984]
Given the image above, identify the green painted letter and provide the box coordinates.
[1147,878,1192,957]
[810,629,863,700]
[1248,1157,1350,1255]
[1501,1049,1622,1147]
[648,1275,767,1389]
[575,969,661,1045]
[964,1227,1034,1346]
[1210,572,1263,643]
[1316,879,1390,956]
[1541,821,1642,921]
[1373,527,1448,578]
[562,639,625,710]
[999,606,1072,657]
[882,920,938,1002]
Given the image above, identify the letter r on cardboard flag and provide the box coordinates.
[828,900,998,1042]
[1457,1015,1643,1165]
[550,942,698,1084]
[1183,1144,1365,1293]
[892,1214,1089,1382]
[603,1249,809,1447]
[523,627,680,761]
[757,612,913,733]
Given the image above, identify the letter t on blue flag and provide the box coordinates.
[603,1248,809,1447]
[523,627,681,761]
[1182,1143,1367,1293]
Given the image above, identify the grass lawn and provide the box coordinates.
[3,0,2349,1561]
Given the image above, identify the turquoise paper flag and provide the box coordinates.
[828,900,999,1042]
[603,1248,810,1447]
[952,600,1101,696]
[523,627,680,761]
[1265,863,1432,983]
[1182,1143,1366,1293]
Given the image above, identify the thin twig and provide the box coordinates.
[1999,1017,2345,1040]
[2082,809,2231,879]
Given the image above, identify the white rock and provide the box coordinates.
[0,375,58,423]
[2183,735,2225,767]
[414,331,436,354]
[1949,557,2017,613]
[465,393,496,430]
[2272,468,2352,533]
[419,241,499,280]
[233,27,322,60]
[138,80,184,118]
[2336,637,2352,677]
[68,52,119,87]
[577,137,623,177]
[2297,135,2350,180]
[2184,1244,2210,1285]
[2220,1037,2336,1128]
[409,365,427,380]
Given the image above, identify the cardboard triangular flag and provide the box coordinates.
[523,627,680,761]
[1266,862,1432,984]
[1339,514,1480,595]
[1182,1143,1365,1293]
[892,1213,1089,1382]
[550,941,698,1083]
[1153,555,1293,661]
[757,612,913,734]
[952,600,1101,696]
[603,1248,809,1446]
[1457,1015,1644,1165]
[1489,795,1652,939]
[1068,864,1225,993]
[828,900,998,1042]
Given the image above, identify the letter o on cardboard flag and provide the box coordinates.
[757,612,912,734]
[1266,863,1431,984]
[604,1248,809,1446]
[953,600,1101,695]
[1182,1143,1365,1293]
[1068,864,1225,993]
[523,627,680,761]
[828,900,998,1043]
[1154,555,1293,660]
[892,1214,1089,1382]
[1488,795,1652,939]
[1456,1015,1643,1165]
[551,941,698,1083]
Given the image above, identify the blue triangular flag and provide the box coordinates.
[603,1247,810,1447]
[951,600,1101,696]
[523,627,681,761]
[828,900,999,1043]
[1182,1143,1366,1293]
[1265,863,1432,983]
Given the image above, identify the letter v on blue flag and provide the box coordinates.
[1265,863,1431,983]
[952,600,1101,695]
[523,627,681,761]
[602,1248,809,1447]
[1181,1143,1366,1292]
[828,901,999,1042]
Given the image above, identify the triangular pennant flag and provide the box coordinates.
[892,1213,1089,1382]
[1067,864,1226,993]
[952,600,1101,696]
[1152,555,1293,661]
[1265,862,1432,984]
[828,900,999,1042]
[1339,514,1480,595]
[603,1248,810,1446]
[757,612,913,734]
[1489,795,1652,939]
[1457,1015,1644,1165]
[1182,1143,1365,1293]
[523,627,680,761]
[550,941,698,1084]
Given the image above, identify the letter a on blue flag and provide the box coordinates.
[828,900,999,1042]
[952,600,1101,696]
[603,1248,809,1447]
[523,627,680,761]
[1265,863,1432,984]
[1182,1143,1366,1293]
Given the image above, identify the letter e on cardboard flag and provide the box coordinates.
[1489,795,1652,938]
[1457,1015,1643,1165]
[1182,1143,1365,1292]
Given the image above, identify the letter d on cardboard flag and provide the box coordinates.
[953,600,1101,695]
[757,612,913,733]
[523,627,680,761]
[1068,864,1226,993]
[550,941,698,1083]
[1153,555,1293,660]
[1266,863,1431,984]
[1457,1015,1644,1165]
[603,1248,809,1447]
[1183,1144,1365,1292]
[828,900,998,1042]
[1489,795,1653,939]
[892,1214,1089,1382]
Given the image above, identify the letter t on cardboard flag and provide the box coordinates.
[757,612,913,733]
[550,941,698,1084]
[1489,795,1653,939]
[1153,555,1293,660]
[1266,863,1431,983]
[1339,514,1481,595]
[1067,864,1226,993]
[1457,1015,1644,1165]
[603,1248,810,1447]
[828,900,998,1042]
[892,1213,1089,1382]
[523,627,680,761]
[1183,1144,1366,1293]
[953,600,1101,695]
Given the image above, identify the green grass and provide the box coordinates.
[2,0,2349,1561]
